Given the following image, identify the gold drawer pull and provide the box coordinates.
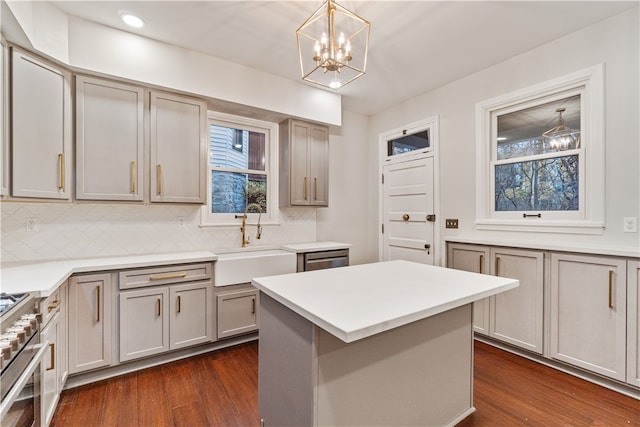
[314,177,318,201]
[157,298,161,316]
[47,343,55,371]
[96,286,101,322]
[495,256,500,276]
[156,164,163,195]
[402,214,410,221]
[251,297,256,314]
[58,153,65,191]
[149,272,187,281]
[47,300,60,312]
[608,270,614,309]
[177,295,182,313]
[303,177,308,200]
[479,255,484,274]
[131,160,137,193]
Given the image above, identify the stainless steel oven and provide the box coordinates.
[0,293,46,427]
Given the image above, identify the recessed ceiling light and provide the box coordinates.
[120,12,144,28]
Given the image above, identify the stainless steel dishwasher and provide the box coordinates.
[297,249,350,272]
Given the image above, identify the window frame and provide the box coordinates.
[200,111,279,226]
[475,64,604,234]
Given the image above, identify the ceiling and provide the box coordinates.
[50,1,636,116]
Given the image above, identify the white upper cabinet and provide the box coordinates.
[76,76,144,201]
[150,91,207,204]
[280,119,329,207]
[11,48,71,199]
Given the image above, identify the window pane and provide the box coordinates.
[210,124,266,171]
[211,171,267,214]
[387,130,429,156]
[496,95,580,160]
[495,155,579,212]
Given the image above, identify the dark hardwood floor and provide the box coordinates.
[51,340,639,427]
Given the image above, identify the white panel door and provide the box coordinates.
[382,157,434,264]
[627,261,640,387]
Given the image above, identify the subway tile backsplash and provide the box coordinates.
[1,203,316,263]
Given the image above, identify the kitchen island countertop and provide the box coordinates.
[253,259,518,343]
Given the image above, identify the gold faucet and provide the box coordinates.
[238,203,263,247]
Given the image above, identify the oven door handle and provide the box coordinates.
[0,340,49,420]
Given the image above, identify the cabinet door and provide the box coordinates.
[289,120,311,205]
[490,248,544,354]
[309,125,329,206]
[447,243,491,335]
[120,287,169,361]
[150,91,206,203]
[627,261,639,387]
[1,42,8,196]
[170,281,214,350]
[217,289,259,339]
[550,253,626,381]
[41,312,60,427]
[11,48,71,199]
[57,281,68,389]
[76,76,144,201]
[68,273,112,374]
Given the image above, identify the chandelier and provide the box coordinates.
[296,0,370,90]
[541,107,581,151]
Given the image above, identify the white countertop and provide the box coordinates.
[1,251,218,297]
[279,241,351,253]
[252,260,518,343]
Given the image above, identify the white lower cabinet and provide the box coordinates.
[550,253,627,381]
[628,261,640,387]
[120,280,214,362]
[217,284,259,339]
[68,273,112,374]
[446,244,490,334]
[447,243,544,354]
[40,283,66,427]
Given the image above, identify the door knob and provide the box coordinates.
[402,214,410,221]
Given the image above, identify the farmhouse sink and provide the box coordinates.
[214,249,296,286]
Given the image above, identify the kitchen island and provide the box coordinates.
[252,260,518,427]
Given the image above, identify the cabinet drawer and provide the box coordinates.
[119,263,212,289]
[40,288,61,327]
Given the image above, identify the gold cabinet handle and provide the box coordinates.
[402,214,410,221]
[156,164,163,195]
[47,300,60,312]
[157,298,161,317]
[58,153,65,191]
[251,297,256,315]
[177,295,181,314]
[495,256,500,276]
[131,161,137,193]
[303,177,308,200]
[479,255,484,274]
[47,343,55,371]
[96,286,101,322]
[314,177,318,201]
[149,272,187,281]
[608,270,614,309]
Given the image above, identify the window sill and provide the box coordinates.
[474,219,605,235]
[199,219,280,228]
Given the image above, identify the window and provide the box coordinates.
[476,65,604,234]
[202,112,278,225]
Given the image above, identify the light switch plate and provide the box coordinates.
[445,219,459,229]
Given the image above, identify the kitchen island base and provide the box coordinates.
[258,293,475,427]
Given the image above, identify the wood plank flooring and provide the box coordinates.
[51,340,639,427]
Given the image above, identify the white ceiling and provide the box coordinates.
[51,1,636,116]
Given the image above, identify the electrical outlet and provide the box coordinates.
[26,218,38,232]
[623,217,637,233]
[445,219,459,229]
[177,217,186,228]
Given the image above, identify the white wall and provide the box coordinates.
[368,8,640,258]
[317,110,377,265]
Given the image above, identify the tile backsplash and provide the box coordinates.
[1,202,316,263]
